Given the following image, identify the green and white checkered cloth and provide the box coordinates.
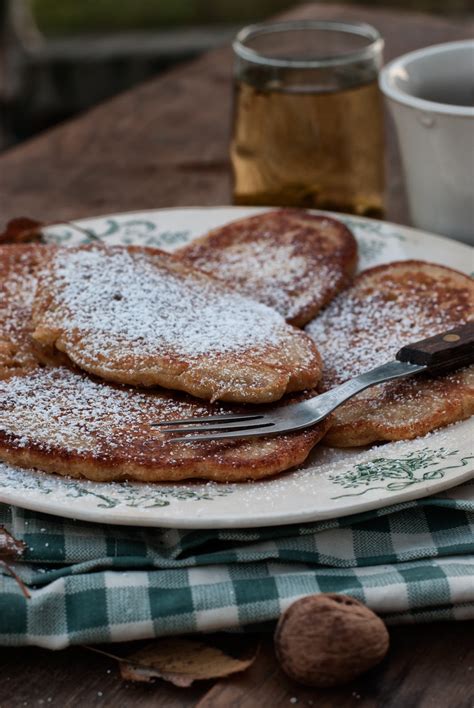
[1,481,473,648]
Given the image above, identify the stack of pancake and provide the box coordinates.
[1,209,473,483]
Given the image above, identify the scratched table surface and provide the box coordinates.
[1,4,473,707]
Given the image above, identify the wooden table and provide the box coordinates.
[1,4,473,707]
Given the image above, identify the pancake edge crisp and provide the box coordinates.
[180,208,358,327]
[306,260,474,447]
[31,244,322,404]
[0,243,56,380]
[0,366,330,482]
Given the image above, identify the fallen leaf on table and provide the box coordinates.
[0,526,26,560]
[119,637,259,687]
[0,217,45,244]
[0,527,30,599]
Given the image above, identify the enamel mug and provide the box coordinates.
[380,40,474,245]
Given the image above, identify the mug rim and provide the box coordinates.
[379,40,474,117]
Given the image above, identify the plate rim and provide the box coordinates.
[46,205,474,258]
[2,205,473,528]
[1,457,473,528]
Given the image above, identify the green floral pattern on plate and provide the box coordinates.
[46,219,191,249]
[4,207,471,526]
[1,446,472,510]
[45,214,407,267]
[0,464,233,509]
[329,448,474,499]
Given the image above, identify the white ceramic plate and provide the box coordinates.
[0,207,472,528]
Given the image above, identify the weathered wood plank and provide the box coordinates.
[0,5,472,708]
[0,4,472,227]
[198,623,474,708]
[2,622,473,707]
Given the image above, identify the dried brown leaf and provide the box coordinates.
[0,217,45,244]
[0,528,30,598]
[0,526,26,560]
[119,637,259,687]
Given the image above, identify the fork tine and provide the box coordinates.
[152,413,264,427]
[167,423,299,442]
[160,421,275,434]
[167,416,318,441]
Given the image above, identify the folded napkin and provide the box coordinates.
[1,481,473,649]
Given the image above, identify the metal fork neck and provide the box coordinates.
[307,360,426,417]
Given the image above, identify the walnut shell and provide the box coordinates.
[274,593,389,687]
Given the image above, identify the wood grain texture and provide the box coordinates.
[0,4,472,228]
[397,321,474,368]
[0,643,207,707]
[198,624,474,708]
[0,4,472,707]
[1,623,473,708]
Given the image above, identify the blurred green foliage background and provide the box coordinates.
[32,0,473,35]
[2,0,469,150]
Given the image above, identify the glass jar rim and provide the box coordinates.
[233,20,384,69]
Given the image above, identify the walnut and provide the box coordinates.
[274,593,389,687]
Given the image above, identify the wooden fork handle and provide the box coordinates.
[396,321,474,371]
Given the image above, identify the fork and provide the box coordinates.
[153,322,474,442]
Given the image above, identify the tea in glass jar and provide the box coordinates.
[231,21,385,216]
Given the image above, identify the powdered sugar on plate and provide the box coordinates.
[1,208,473,526]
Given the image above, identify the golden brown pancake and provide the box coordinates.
[180,209,357,327]
[305,261,474,446]
[31,244,322,404]
[0,366,329,482]
[0,244,55,379]
[320,366,474,447]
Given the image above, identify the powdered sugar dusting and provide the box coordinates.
[0,245,51,375]
[0,367,225,458]
[231,423,471,505]
[0,367,320,480]
[181,210,356,325]
[187,239,337,321]
[306,263,473,390]
[36,246,302,362]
